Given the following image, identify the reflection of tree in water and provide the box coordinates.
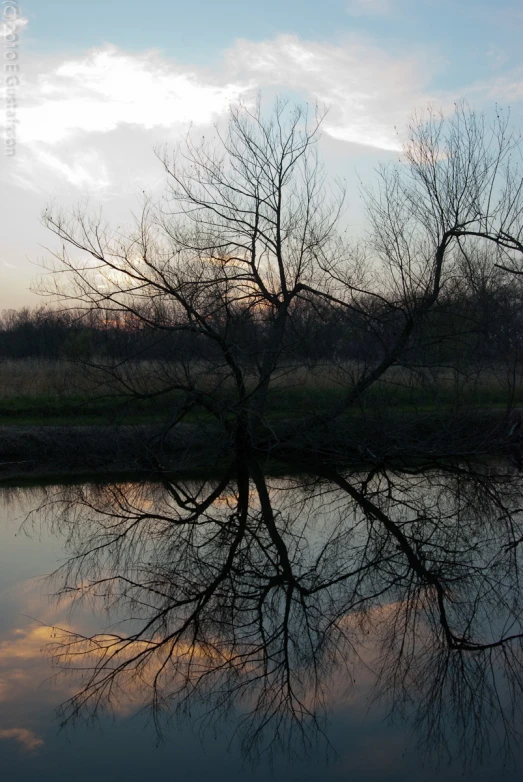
[32,459,523,764]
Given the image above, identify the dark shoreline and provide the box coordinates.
[0,408,521,485]
[0,421,225,484]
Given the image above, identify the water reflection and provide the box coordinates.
[20,458,523,768]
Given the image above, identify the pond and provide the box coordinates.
[1,462,523,780]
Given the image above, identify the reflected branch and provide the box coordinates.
[26,458,523,765]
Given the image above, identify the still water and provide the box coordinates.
[1,465,523,780]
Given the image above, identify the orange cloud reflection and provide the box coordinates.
[0,727,44,752]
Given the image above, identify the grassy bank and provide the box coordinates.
[1,358,523,426]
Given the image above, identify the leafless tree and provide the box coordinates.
[39,100,349,452]
[31,98,523,767]
[37,99,523,464]
[313,102,523,419]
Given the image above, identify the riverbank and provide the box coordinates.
[1,408,521,483]
[2,359,523,426]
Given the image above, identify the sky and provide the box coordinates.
[1,0,523,308]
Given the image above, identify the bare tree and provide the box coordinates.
[27,97,523,770]
[37,99,523,468]
[39,99,350,454]
[307,102,523,420]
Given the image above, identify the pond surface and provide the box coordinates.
[1,464,523,780]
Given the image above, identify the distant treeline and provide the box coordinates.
[1,268,522,367]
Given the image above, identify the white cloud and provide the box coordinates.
[480,71,523,102]
[17,45,246,146]
[225,34,440,150]
[4,32,523,202]
[4,45,248,195]
[13,147,110,192]
[9,34,438,187]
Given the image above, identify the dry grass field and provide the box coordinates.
[1,357,523,425]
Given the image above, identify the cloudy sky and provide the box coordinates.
[1,0,523,308]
